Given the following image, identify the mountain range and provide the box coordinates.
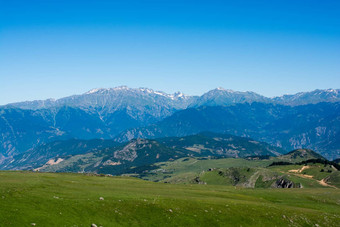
[0,86,339,166]
[7,87,340,110]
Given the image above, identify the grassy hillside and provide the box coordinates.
[0,171,339,226]
[128,152,340,188]
[198,162,339,189]
[127,157,273,183]
[274,149,326,163]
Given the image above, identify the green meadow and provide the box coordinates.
[0,171,339,226]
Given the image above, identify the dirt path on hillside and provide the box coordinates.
[318,178,338,189]
[289,165,310,173]
[289,166,314,179]
[288,166,338,188]
[291,173,336,188]
[331,165,338,171]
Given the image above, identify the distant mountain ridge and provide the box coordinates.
[5,87,340,109]
[0,86,339,163]
[6,86,196,110]
[189,88,271,107]
[273,89,340,106]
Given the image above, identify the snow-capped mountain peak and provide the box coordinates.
[85,88,106,94]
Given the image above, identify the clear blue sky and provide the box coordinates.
[1,0,340,104]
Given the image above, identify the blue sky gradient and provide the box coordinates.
[1,0,340,104]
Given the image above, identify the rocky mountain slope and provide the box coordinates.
[116,102,340,160]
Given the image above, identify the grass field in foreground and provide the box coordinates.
[0,171,339,226]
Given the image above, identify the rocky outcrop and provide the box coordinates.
[272,178,301,188]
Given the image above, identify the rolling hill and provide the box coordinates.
[275,149,326,163]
